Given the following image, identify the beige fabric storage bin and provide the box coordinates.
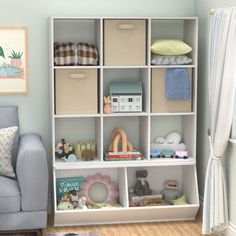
[151,68,192,113]
[104,19,146,66]
[55,69,98,114]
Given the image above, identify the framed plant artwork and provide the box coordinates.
[0,26,28,94]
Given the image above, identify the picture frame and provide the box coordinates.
[0,26,28,94]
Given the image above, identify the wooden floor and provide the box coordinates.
[45,217,214,236]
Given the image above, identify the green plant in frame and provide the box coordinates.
[8,50,23,59]
[0,47,5,58]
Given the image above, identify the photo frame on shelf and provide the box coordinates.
[0,26,28,94]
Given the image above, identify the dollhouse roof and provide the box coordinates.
[109,81,142,95]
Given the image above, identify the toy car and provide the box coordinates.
[150,150,161,158]
[161,150,175,158]
[175,150,188,159]
[150,150,188,159]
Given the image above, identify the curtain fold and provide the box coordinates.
[202,7,236,234]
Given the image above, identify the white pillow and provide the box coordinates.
[0,126,18,178]
[151,55,193,65]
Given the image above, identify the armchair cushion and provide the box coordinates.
[0,126,18,178]
[0,176,21,213]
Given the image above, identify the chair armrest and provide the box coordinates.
[16,133,48,212]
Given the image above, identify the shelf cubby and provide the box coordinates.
[103,116,149,160]
[127,165,199,205]
[55,167,128,209]
[103,68,149,113]
[53,18,102,66]
[150,115,195,160]
[54,117,102,162]
[150,18,197,66]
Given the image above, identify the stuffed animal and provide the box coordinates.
[57,201,73,210]
[104,96,112,114]
[160,180,181,204]
[150,131,186,152]
[134,170,152,196]
[81,149,95,161]
[55,138,74,159]
[171,194,188,205]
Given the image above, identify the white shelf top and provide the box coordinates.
[103,65,149,69]
[150,112,195,116]
[54,65,196,69]
[150,65,196,69]
[103,112,149,117]
[52,16,198,20]
[54,158,196,170]
[54,66,101,69]
[54,112,194,118]
[54,113,101,118]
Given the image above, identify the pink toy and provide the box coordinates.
[79,173,119,204]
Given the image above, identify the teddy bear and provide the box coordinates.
[104,96,112,114]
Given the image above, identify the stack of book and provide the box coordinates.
[104,151,143,161]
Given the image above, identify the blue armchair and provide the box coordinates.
[0,106,48,231]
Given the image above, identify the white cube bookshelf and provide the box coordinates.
[50,16,199,226]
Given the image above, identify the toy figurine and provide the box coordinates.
[134,170,152,196]
[78,196,88,210]
[160,180,181,204]
[62,154,77,162]
[55,138,74,159]
[104,96,112,114]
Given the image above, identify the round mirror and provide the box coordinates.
[88,182,109,203]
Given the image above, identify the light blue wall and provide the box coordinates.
[0,0,195,154]
[2,0,236,224]
[0,0,195,206]
[195,0,236,226]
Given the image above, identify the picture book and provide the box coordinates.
[56,176,84,203]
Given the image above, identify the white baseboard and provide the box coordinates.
[226,222,236,236]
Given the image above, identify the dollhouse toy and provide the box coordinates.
[109,81,142,112]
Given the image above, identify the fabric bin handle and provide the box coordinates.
[69,73,86,79]
[118,23,135,30]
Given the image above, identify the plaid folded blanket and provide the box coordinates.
[54,42,76,66]
[54,42,98,66]
[77,42,98,65]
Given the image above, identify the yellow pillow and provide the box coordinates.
[151,39,192,56]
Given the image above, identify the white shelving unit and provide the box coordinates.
[50,16,199,226]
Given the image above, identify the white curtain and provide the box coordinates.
[202,7,236,234]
